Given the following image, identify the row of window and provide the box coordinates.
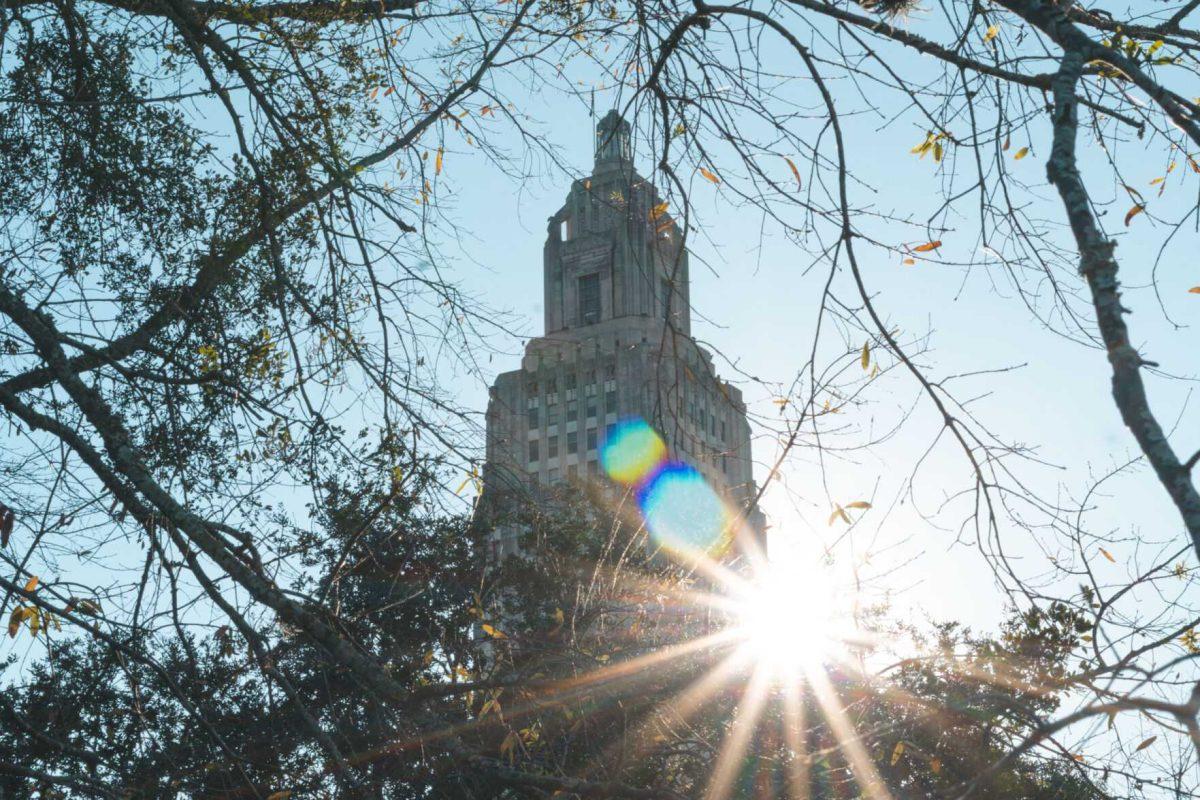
[527,422,735,479]
[528,390,617,427]
[529,425,604,463]
[546,460,600,484]
[529,366,615,396]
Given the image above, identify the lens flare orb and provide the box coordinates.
[638,463,733,556]
[599,418,668,485]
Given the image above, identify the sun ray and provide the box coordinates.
[575,648,755,784]
[783,678,811,800]
[704,662,775,800]
[807,668,895,800]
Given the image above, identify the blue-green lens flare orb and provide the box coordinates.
[637,463,732,556]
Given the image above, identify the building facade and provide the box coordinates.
[481,112,764,557]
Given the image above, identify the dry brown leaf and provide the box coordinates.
[785,156,802,190]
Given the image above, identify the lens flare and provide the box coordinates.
[600,418,668,485]
[638,463,733,556]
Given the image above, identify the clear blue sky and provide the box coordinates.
[433,69,1198,636]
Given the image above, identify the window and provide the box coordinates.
[587,460,598,476]
[586,428,598,451]
[528,406,539,428]
[548,435,559,459]
[579,273,601,325]
[568,464,578,480]
[547,407,560,426]
[661,277,672,320]
[722,454,728,473]
[529,440,539,463]
[586,396,597,419]
[567,404,577,423]
[548,467,560,483]
[605,389,617,413]
[567,431,578,455]
[720,420,726,441]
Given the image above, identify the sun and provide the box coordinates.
[733,544,840,677]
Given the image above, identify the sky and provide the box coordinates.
[420,27,1200,640]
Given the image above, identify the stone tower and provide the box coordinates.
[481,111,765,559]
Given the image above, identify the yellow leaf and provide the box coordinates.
[482,623,507,640]
[983,24,1000,43]
[1189,287,1200,294]
[1148,39,1164,55]
[7,606,27,638]
[933,140,944,163]
[1013,146,1030,160]
[673,122,686,136]
[828,505,851,526]
[649,201,669,221]
[860,340,870,370]
[1149,177,1165,185]
[1099,547,1115,562]
[553,607,564,625]
[785,156,802,190]
[890,741,905,766]
[423,650,434,666]
[845,501,872,510]
[1124,204,1144,226]
[699,167,720,184]
[267,791,293,800]
[913,240,942,253]
[23,575,38,592]
[902,258,915,265]
[1135,735,1157,752]
[435,147,444,176]
[930,757,942,774]
[772,397,789,406]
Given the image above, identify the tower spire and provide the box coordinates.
[594,109,631,166]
